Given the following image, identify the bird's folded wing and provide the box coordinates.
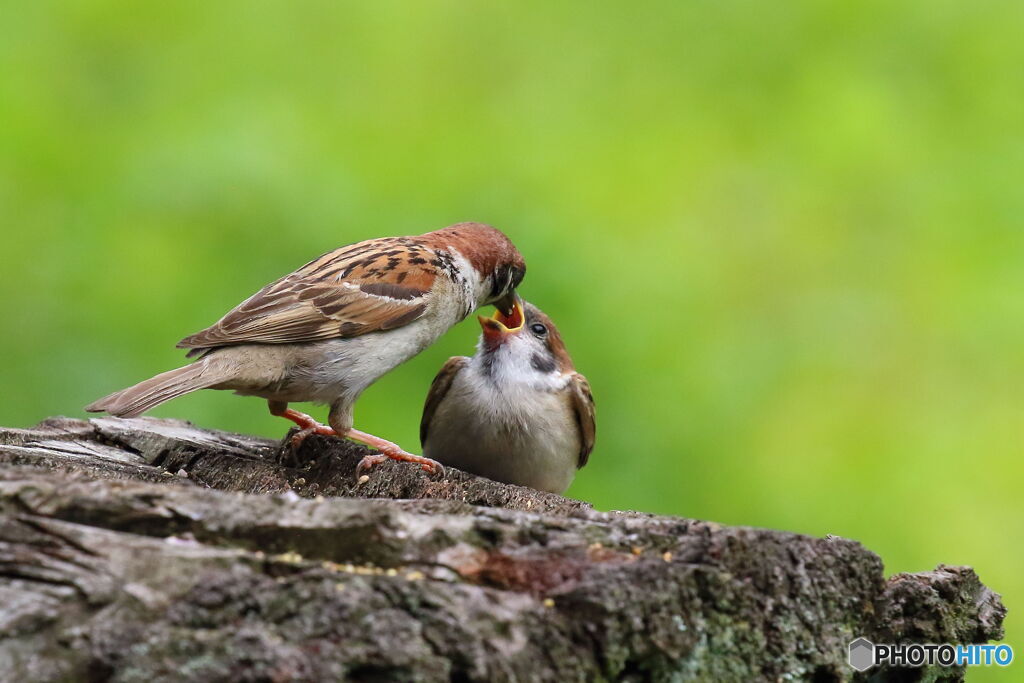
[419,356,469,446]
[177,240,438,350]
[569,373,596,468]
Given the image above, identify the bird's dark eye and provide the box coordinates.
[530,323,547,337]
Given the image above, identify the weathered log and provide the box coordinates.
[0,417,1006,681]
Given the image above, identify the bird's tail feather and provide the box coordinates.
[85,360,230,417]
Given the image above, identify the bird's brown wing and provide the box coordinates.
[420,356,470,446]
[177,238,443,352]
[568,372,596,468]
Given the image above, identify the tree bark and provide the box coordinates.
[0,417,1006,682]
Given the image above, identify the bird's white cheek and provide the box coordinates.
[484,338,565,392]
[447,248,484,314]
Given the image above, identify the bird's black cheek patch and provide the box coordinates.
[531,353,557,373]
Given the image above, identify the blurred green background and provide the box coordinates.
[1,0,1020,674]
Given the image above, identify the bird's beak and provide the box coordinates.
[478,298,524,348]
[493,291,518,317]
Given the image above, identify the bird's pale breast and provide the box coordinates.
[423,367,580,493]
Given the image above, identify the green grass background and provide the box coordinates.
[1,1,1020,675]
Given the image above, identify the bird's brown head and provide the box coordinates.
[477,298,574,374]
[426,222,526,315]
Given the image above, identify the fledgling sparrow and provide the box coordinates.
[420,298,595,493]
[86,222,526,474]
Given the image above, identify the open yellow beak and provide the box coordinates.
[478,298,524,344]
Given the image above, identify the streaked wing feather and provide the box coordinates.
[177,239,439,350]
[569,373,596,468]
[420,356,470,446]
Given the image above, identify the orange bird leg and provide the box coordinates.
[268,402,336,448]
[267,402,442,475]
[346,428,445,476]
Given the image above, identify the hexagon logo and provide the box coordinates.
[848,638,875,672]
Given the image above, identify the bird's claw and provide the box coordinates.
[356,454,388,475]
[290,427,316,449]
[288,421,336,450]
[417,458,445,476]
[279,421,337,467]
[355,452,445,477]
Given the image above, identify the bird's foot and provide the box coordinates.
[272,407,337,448]
[346,428,445,477]
[268,405,337,467]
[290,424,337,449]
[355,451,446,476]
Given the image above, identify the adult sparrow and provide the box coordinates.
[420,298,595,493]
[86,222,526,474]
